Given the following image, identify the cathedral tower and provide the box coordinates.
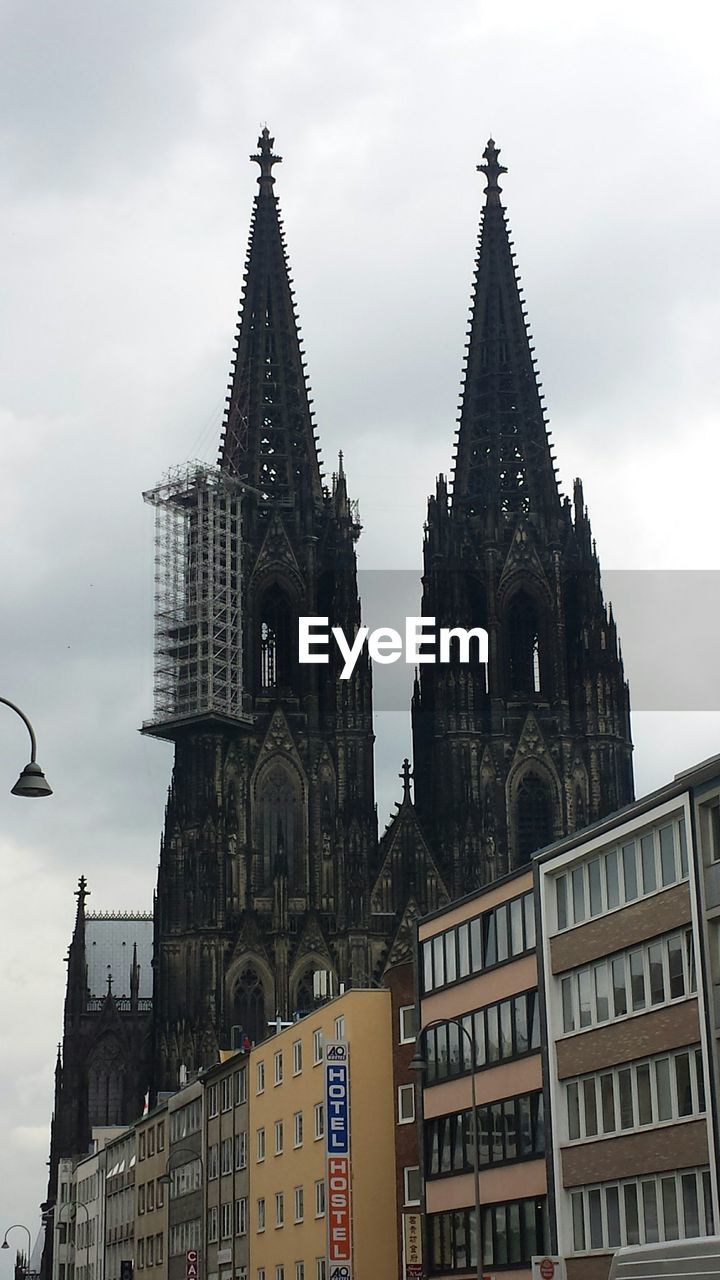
[147,131,378,1090]
[412,140,634,894]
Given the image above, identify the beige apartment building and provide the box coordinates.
[134,1102,168,1280]
[536,755,720,1279]
[417,866,548,1278]
[249,988,398,1280]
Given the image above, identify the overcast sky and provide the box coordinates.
[1,0,720,1255]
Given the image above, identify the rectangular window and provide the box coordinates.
[294,1186,304,1222]
[315,1180,325,1217]
[404,1166,421,1205]
[571,1169,712,1252]
[275,1120,284,1154]
[315,1263,326,1280]
[294,1111,303,1147]
[564,1046,705,1141]
[257,1198,266,1232]
[659,825,677,886]
[458,922,470,977]
[292,1040,302,1075]
[334,1015,345,1039]
[274,1052,283,1086]
[398,1084,415,1123]
[399,1005,417,1044]
[257,1062,265,1094]
[221,1202,233,1240]
[313,1029,323,1064]
[623,841,638,901]
[208,1084,219,1118]
[208,1144,219,1180]
[157,1120,165,1151]
[588,858,603,915]
[221,1136,233,1175]
[605,850,620,909]
[207,1206,218,1244]
[314,1102,324,1140]
[257,1127,265,1162]
[295,1266,304,1280]
[275,1192,284,1228]
[221,1076,233,1112]
[709,804,720,862]
[235,1130,247,1170]
[235,1067,247,1105]
[235,1196,248,1236]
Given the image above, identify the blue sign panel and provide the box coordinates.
[324,1040,350,1156]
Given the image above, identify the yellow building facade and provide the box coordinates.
[250,988,398,1280]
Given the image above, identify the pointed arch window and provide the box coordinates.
[508,591,542,695]
[257,763,301,892]
[516,771,553,865]
[232,967,266,1048]
[259,584,292,688]
[294,968,316,1017]
[87,1037,126,1127]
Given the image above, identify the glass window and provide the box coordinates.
[623,842,638,901]
[676,1053,692,1116]
[641,833,657,894]
[458,923,470,977]
[606,1186,621,1248]
[510,898,524,954]
[445,931,457,984]
[588,1188,603,1250]
[486,1006,499,1063]
[523,893,536,950]
[594,964,610,1023]
[399,1005,417,1044]
[572,866,586,923]
[655,1058,672,1122]
[470,918,483,972]
[695,1049,706,1112]
[583,1078,598,1136]
[588,858,602,915]
[515,993,528,1055]
[629,950,646,1011]
[668,936,685,999]
[500,1000,513,1058]
[483,913,497,967]
[572,1193,585,1251]
[606,850,620,909]
[612,956,628,1017]
[624,1183,640,1244]
[618,1069,633,1129]
[659,826,676,886]
[562,977,575,1033]
[636,1063,652,1125]
[432,935,444,989]
[682,1173,700,1236]
[578,970,593,1027]
[423,941,434,992]
[662,1177,679,1240]
[569,1083,586,1143]
[679,817,689,876]
[601,1073,615,1133]
[642,1180,659,1243]
[648,942,665,1005]
[496,905,509,963]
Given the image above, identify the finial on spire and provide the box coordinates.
[338,450,344,477]
[75,875,89,918]
[400,758,413,801]
[478,137,507,200]
[251,126,282,188]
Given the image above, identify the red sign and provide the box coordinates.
[539,1261,555,1280]
[327,1155,352,1264]
[186,1250,198,1280]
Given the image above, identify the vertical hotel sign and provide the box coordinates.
[324,1040,352,1280]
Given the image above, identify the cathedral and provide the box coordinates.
[45,129,633,1193]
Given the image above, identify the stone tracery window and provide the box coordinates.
[508,590,542,695]
[232,967,266,1047]
[87,1036,125,1127]
[516,770,553,865]
[257,762,301,892]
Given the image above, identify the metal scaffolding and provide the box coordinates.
[143,462,245,726]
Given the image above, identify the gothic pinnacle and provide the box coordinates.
[478,137,507,200]
[251,126,282,189]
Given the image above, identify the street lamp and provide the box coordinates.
[56,1199,90,1246]
[158,1147,204,1187]
[0,696,52,797]
[410,1017,484,1280]
[2,1225,33,1279]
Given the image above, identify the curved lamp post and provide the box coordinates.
[410,1017,484,1280]
[158,1146,204,1187]
[0,697,52,797]
[56,1199,90,1246]
[2,1225,33,1279]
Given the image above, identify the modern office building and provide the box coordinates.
[104,1128,138,1280]
[536,754,720,1279]
[416,867,548,1278]
[250,988,398,1280]
[167,1080,203,1280]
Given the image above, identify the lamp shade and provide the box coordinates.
[11,762,53,798]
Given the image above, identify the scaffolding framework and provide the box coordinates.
[143,462,245,728]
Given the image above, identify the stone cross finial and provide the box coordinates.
[478,137,507,198]
[400,757,413,800]
[251,126,282,187]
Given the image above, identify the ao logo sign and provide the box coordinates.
[324,1041,353,1279]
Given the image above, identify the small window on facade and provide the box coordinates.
[398,1084,415,1124]
[399,1005,417,1044]
[404,1166,422,1205]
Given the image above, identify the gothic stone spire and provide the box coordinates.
[452,139,560,528]
[219,128,322,506]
